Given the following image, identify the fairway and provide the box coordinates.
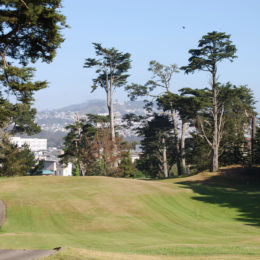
[0,167,260,259]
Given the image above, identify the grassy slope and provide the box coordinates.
[0,166,259,259]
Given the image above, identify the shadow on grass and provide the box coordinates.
[176,166,260,227]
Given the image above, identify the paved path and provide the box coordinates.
[0,200,6,228]
[0,249,57,260]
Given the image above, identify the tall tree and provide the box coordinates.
[84,43,131,167]
[181,31,237,172]
[126,60,185,174]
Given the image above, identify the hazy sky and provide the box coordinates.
[33,0,260,112]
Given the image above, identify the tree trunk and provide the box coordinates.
[251,115,256,165]
[108,91,115,142]
[180,122,187,174]
[107,86,118,168]
[252,116,256,139]
[169,105,182,175]
[211,69,219,172]
[162,137,168,178]
[79,161,86,176]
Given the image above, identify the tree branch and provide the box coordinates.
[217,104,224,146]
[21,0,29,9]
[197,116,212,147]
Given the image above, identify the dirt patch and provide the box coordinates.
[0,200,6,228]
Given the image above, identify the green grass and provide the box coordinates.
[0,167,260,259]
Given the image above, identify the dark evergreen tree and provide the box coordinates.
[30,159,45,175]
[0,138,35,176]
[137,114,176,178]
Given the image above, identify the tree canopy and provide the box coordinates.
[0,0,67,65]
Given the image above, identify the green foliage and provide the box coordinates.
[185,134,211,173]
[0,66,47,134]
[218,84,255,166]
[0,138,35,176]
[30,159,45,175]
[182,84,256,171]
[86,113,110,125]
[84,43,131,93]
[61,115,126,176]
[119,150,134,177]
[84,44,131,161]
[181,31,238,172]
[126,60,185,175]
[157,90,205,124]
[181,31,237,74]
[0,0,66,142]
[73,160,80,176]
[126,60,178,102]
[0,0,67,65]
[60,118,99,175]
[137,114,176,178]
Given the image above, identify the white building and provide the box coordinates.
[10,137,47,151]
[44,160,72,176]
[57,163,72,176]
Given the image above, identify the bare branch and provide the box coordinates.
[21,0,29,9]
[217,104,225,146]
[197,116,212,147]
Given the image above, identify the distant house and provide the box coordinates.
[130,152,140,163]
[43,160,72,176]
[57,163,72,176]
[44,160,57,173]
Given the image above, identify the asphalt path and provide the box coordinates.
[0,249,58,260]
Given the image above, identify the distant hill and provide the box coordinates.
[53,99,145,114]
[56,99,107,113]
[32,99,145,147]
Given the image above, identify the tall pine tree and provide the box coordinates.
[181,31,237,172]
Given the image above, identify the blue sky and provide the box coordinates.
[33,0,260,112]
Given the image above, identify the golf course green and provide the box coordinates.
[0,166,259,259]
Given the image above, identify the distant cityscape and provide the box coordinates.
[30,100,146,147]
[11,100,146,176]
